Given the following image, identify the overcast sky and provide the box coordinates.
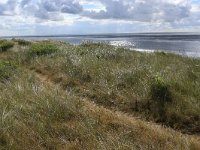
[0,0,200,36]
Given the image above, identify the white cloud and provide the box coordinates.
[0,0,200,35]
[0,0,195,22]
[81,0,192,23]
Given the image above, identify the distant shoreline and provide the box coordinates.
[1,32,200,39]
[1,34,200,58]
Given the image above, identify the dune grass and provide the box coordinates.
[0,60,18,82]
[24,41,200,134]
[0,40,14,52]
[0,66,199,150]
[0,40,200,149]
[12,39,31,46]
[29,41,59,56]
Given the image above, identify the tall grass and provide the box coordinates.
[0,40,200,149]
[0,69,199,150]
[26,41,200,133]
[0,60,18,82]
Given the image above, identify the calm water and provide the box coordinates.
[8,32,200,57]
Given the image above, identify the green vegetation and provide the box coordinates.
[150,75,172,122]
[0,60,18,82]
[26,41,200,133]
[150,75,171,102]
[0,40,14,52]
[12,39,31,46]
[29,42,59,56]
[0,40,200,149]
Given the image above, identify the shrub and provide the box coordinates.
[0,40,14,52]
[150,75,172,103]
[80,42,103,48]
[13,39,31,46]
[150,75,172,121]
[29,42,59,56]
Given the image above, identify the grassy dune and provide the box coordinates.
[0,39,200,149]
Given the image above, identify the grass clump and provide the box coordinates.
[0,40,14,52]
[29,42,59,56]
[0,60,18,82]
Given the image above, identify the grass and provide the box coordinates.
[25,41,200,133]
[12,39,31,46]
[0,70,199,150]
[0,40,200,149]
[0,60,18,82]
[0,40,14,52]
[29,41,59,56]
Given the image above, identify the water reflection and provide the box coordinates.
[10,33,200,58]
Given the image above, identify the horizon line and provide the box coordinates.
[1,31,200,38]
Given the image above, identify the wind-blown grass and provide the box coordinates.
[0,40,200,149]
[27,41,200,134]
[0,70,199,150]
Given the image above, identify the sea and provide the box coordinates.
[4,32,200,58]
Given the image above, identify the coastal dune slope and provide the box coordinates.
[0,39,200,149]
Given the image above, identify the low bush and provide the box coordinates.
[0,40,14,52]
[150,75,172,103]
[80,42,104,48]
[150,75,172,121]
[13,39,31,46]
[29,42,59,56]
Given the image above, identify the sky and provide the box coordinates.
[0,0,200,36]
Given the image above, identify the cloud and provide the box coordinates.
[20,0,31,7]
[61,2,82,14]
[82,0,191,23]
[38,0,83,16]
[18,0,83,21]
[0,0,196,23]
[82,0,130,20]
[0,5,5,15]
[0,0,17,15]
[41,0,83,14]
[42,1,59,12]
[0,0,200,36]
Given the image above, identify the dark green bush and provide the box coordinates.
[150,75,172,122]
[150,75,172,103]
[14,39,31,46]
[80,42,103,48]
[0,40,14,52]
[29,42,59,56]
